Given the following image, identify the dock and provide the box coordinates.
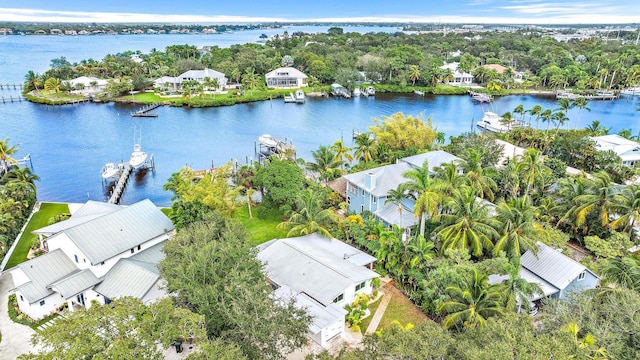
[0,84,23,90]
[255,135,295,163]
[107,163,133,204]
[0,96,25,103]
[131,103,161,117]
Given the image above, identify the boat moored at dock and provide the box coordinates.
[330,84,351,98]
[353,87,361,97]
[101,162,122,181]
[477,111,528,133]
[295,89,305,103]
[366,86,375,96]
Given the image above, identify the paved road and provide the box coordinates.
[0,272,37,359]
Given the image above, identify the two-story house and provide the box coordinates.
[8,199,174,320]
[343,150,461,228]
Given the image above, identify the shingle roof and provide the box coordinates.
[48,269,101,299]
[11,249,80,304]
[521,242,598,291]
[265,67,308,79]
[57,199,174,265]
[258,235,378,306]
[590,135,640,160]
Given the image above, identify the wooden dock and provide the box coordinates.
[131,103,161,117]
[0,84,23,90]
[108,163,133,204]
[0,96,25,103]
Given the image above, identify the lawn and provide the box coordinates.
[232,205,288,246]
[129,92,165,103]
[376,286,428,330]
[359,296,383,333]
[4,203,70,270]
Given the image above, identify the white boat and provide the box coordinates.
[476,111,528,133]
[330,83,351,98]
[129,127,148,169]
[621,87,640,96]
[101,162,121,180]
[413,89,425,96]
[258,134,278,148]
[284,93,295,103]
[353,87,361,97]
[366,86,375,96]
[295,89,305,103]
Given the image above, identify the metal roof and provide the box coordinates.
[11,249,80,304]
[265,67,308,79]
[521,242,598,291]
[59,199,173,265]
[178,68,226,80]
[374,202,419,228]
[399,150,461,170]
[34,201,122,236]
[275,285,347,334]
[258,235,378,306]
[48,269,101,300]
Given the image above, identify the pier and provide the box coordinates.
[255,135,295,163]
[107,163,133,204]
[0,96,25,103]
[131,103,162,117]
[0,84,23,90]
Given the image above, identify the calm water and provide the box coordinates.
[0,28,638,206]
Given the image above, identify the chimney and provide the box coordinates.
[364,172,376,191]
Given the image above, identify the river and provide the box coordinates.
[0,27,638,206]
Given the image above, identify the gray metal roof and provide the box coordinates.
[178,68,226,80]
[489,267,559,302]
[59,199,173,265]
[34,201,122,236]
[265,67,308,79]
[258,235,378,306]
[374,202,419,228]
[399,150,461,171]
[275,285,346,334]
[521,242,598,291]
[48,269,101,299]
[11,249,80,304]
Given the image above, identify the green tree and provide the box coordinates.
[369,112,437,152]
[499,261,543,312]
[305,145,342,184]
[253,157,305,211]
[493,197,546,258]
[574,171,615,228]
[385,184,411,228]
[277,189,336,238]
[402,160,442,237]
[330,139,353,169]
[609,184,640,237]
[601,257,640,291]
[515,148,548,201]
[409,65,421,85]
[0,138,20,174]
[160,213,312,359]
[353,133,377,163]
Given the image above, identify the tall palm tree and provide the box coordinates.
[500,111,515,130]
[515,148,548,201]
[551,111,569,133]
[330,139,353,169]
[609,184,640,237]
[499,262,542,313]
[585,120,610,135]
[465,168,497,202]
[574,171,616,228]
[571,97,590,129]
[527,104,542,128]
[493,197,545,258]
[513,104,525,122]
[433,162,466,196]
[601,257,640,291]
[0,138,20,174]
[385,184,411,228]
[277,189,336,238]
[434,186,500,257]
[5,167,40,192]
[540,108,553,130]
[438,268,505,330]
[305,145,341,184]
[409,65,421,85]
[402,160,442,237]
[353,133,377,163]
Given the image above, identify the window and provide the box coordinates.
[355,282,366,291]
[74,255,78,263]
[332,294,344,303]
[578,271,586,281]
[138,245,141,251]
[39,300,45,306]
[131,248,134,254]
[346,195,351,205]
[372,196,377,204]
[361,205,364,213]
[361,189,365,196]
[19,295,23,301]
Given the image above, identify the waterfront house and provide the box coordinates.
[7,199,174,320]
[176,68,228,88]
[65,76,108,95]
[257,234,379,346]
[590,134,640,167]
[481,64,524,83]
[439,62,473,85]
[343,151,461,228]
[265,67,308,88]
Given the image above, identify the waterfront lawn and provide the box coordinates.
[131,92,164,103]
[233,205,288,246]
[4,203,70,269]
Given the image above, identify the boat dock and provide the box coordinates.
[255,135,295,163]
[0,84,23,90]
[469,91,493,103]
[0,96,25,103]
[556,90,618,100]
[131,103,162,117]
[107,163,133,204]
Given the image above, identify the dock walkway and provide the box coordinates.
[108,164,133,204]
[131,103,161,117]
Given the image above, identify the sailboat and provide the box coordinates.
[129,127,148,170]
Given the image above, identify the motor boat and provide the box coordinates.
[258,134,278,148]
[353,87,361,97]
[621,87,640,96]
[295,89,305,103]
[101,162,121,180]
[129,143,148,169]
[366,86,375,96]
[476,111,528,133]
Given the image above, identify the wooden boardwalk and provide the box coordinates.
[108,164,133,204]
[131,103,161,117]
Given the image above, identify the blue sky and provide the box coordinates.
[1,1,639,24]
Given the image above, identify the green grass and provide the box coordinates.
[359,296,383,333]
[161,208,172,217]
[377,289,428,330]
[232,205,288,246]
[4,203,69,269]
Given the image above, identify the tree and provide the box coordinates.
[574,171,615,228]
[43,77,61,93]
[281,55,294,67]
[277,189,336,238]
[20,297,209,360]
[572,97,590,129]
[610,184,640,238]
[0,138,20,174]
[493,197,546,258]
[601,257,640,291]
[402,159,442,237]
[513,104,525,122]
[540,108,553,130]
[515,148,549,201]
[253,157,305,211]
[385,184,411,228]
[435,186,499,257]
[353,133,377,163]
[305,145,342,184]
[330,139,353,169]
[585,120,610,135]
[498,262,543,312]
[160,213,312,359]
[409,65,421,85]
[369,112,437,152]
[438,268,505,330]
[527,104,543,128]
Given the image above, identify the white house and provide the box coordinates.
[8,199,174,320]
[265,67,308,88]
[590,134,640,167]
[64,76,109,95]
[177,68,228,88]
[440,62,473,85]
[257,234,379,347]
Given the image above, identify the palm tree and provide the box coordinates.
[402,160,442,237]
[515,148,548,201]
[601,257,640,291]
[571,97,590,129]
[44,77,61,93]
[540,108,553,130]
[0,138,20,174]
[353,133,377,163]
[385,184,411,228]
[305,145,341,184]
[5,167,40,192]
[434,186,500,257]
[513,104,525,122]
[527,105,542,128]
[407,234,436,270]
[585,120,610,135]
[493,197,545,258]
[433,162,466,195]
[330,139,353,169]
[551,111,569,133]
[609,184,640,237]
[409,65,421,86]
[438,268,505,330]
[500,111,515,130]
[574,171,616,228]
[245,187,257,219]
[465,168,497,202]
[277,189,336,238]
[499,262,542,313]
[24,70,42,92]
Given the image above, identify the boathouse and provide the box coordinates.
[265,67,308,88]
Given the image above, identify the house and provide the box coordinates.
[440,62,473,85]
[176,68,228,88]
[590,134,640,167]
[265,67,308,88]
[257,234,379,346]
[153,76,179,90]
[64,76,108,95]
[8,199,174,320]
[343,151,461,228]
[481,64,523,83]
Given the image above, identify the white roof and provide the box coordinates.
[495,139,526,164]
[440,62,460,71]
[374,202,418,228]
[488,267,559,302]
[274,285,347,334]
[153,76,178,85]
[34,201,122,236]
[521,242,598,291]
[258,234,378,306]
[265,67,308,79]
[590,135,640,160]
[66,76,108,87]
[178,68,226,80]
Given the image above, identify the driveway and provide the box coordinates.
[0,272,37,359]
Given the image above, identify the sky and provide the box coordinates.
[1,1,639,25]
